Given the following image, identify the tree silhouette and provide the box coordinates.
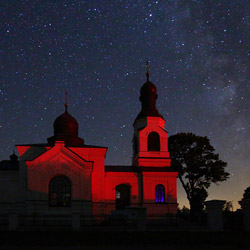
[242,186,250,200]
[223,201,233,212]
[169,133,229,217]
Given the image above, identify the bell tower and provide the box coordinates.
[132,62,171,167]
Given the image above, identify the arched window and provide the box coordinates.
[49,175,71,207]
[155,184,165,203]
[148,132,160,151]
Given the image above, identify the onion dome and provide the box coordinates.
[53,110,79,137]
[47,93,84,146]
[135,61,164,121]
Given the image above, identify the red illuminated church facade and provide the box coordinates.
[0,68,178,221]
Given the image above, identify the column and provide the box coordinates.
[239,199,250,231]
[205,200,226,231]
[72,213,81,231]
[8,213,19,231]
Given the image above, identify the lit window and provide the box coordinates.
[116,191,121,199]
[155,184,165,203]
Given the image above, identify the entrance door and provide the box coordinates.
[115,184,130,210]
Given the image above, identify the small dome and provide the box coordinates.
[54,111,79,137]
[140,81,157,96]
[135,80,164,122]
[9,151,18,162]
[47,95,84,146]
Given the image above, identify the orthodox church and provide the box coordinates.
[0,66,177,224]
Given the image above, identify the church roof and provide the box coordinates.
[105,165,177,172]
[15,143,107,161]
[16,143,107,149]
[105,165,140,172]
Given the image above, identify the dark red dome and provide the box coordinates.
[9,151,18,162]
[135,80,164,121]
[47,109,84,146]
[54,111,79,137]
[140,81,157,96]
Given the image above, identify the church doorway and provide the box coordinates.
[115,184,130,210]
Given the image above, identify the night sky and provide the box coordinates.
[1,0,249,210]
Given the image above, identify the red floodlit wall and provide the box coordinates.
[16,140,177,217]
[138,118,169,153]
[104,172,139,214]
[103,170,178,216]
[143,172,177,203]
[143,172,178,215]
[16,145,51,157]
[17,142,109,217]
[23,142,93,201]
[70,146,107,217]
[133,117,171,167]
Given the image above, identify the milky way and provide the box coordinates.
[1,0,249,209]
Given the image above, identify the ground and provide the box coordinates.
[0,231,249,249]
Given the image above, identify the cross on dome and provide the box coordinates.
[65,91,68,112]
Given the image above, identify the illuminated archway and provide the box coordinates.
[49,175,71,207]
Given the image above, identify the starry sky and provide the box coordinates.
[1,0,249,210]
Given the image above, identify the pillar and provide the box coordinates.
[72,213,81,231]
[239,199,250,231]
[8,213,19,231]
[205,200,226,231]
[125,207,147,231]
